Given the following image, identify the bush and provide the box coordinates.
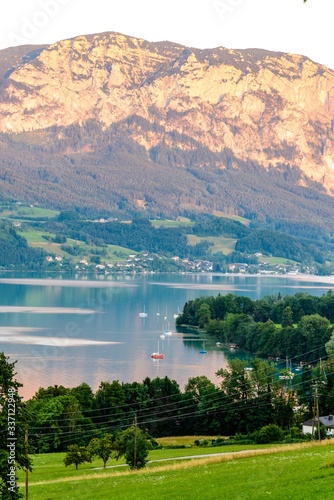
[194,439,209,447]
[256,424,284,444]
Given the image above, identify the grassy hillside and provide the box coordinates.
[17,441,334,499]
[19,228,136,263]
[187,234,236,254]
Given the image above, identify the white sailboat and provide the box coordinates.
[163,320,172,336]
[139,305,148,318]
[173,306,181,319]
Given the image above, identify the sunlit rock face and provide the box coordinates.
[0,32,334,192]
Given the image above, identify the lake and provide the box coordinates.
[1,272,334,400]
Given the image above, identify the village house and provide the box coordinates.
[302,415,334,436]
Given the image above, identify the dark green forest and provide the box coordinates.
[1,115,334,229]
[0,222,47,269]
[176,291,334,361]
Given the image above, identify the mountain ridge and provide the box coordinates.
[0,32,334,227]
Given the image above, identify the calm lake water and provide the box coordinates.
[1,272,334,400]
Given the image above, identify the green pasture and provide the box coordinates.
[150,218,195,228]
[258,256,298,265]
[16,441,334,499]
[187,234,236,254]
[212,211,250,226]
[0,205,58,219]
[18,228,136,262]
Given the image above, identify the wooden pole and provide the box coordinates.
[134,414,137,470]
[316,386,321,441]
[311,386,316,440]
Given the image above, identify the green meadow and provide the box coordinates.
[187,234,236,254]
[0,205,59,219]
[16,441,334,499]
[18,228,136,262]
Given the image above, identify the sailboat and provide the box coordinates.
[173,306,181,319]
[139,305,148,318]
[151,341,164,359]
[163,320,172,336]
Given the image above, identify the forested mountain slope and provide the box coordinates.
[0,32,334,228]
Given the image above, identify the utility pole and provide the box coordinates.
[133,413,137,470]
[316,386,321,441]
[311,386,316,440]
[25,425,28,500]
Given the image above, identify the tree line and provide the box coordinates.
[176,291,334,361]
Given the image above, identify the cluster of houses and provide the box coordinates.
[44,250,320,276]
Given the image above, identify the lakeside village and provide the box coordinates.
[45,251,317,276]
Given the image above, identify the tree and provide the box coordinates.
[88,434,115,468]
[184,376,221,434]
[0,353,32,499]
[281,306,293,327]
[114,426,149,469]
[256,424,284,444]
[63,445,91,470]
[196,303,211,328]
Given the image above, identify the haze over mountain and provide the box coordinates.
[0,32,334,227]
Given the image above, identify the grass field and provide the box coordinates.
[258,255,298,265]
[15,440,334,499]
[18,229,136,262]
[0,205,58,219]
[212,211,250,226]
[150,218,195,228]
[187,234,236,254]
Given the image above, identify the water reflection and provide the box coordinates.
[1,273,334,399]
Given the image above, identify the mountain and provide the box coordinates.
[0,32,334,227]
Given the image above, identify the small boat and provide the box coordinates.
[151,352,164,359]
[139,306,148,318]
[173,306,181,319]
[151,341,164,359]
[199,341,207,354]
[163,321,172,336]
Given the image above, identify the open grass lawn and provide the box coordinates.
[258,256,298,265]
[150,219,195,228]
[212,211,250,226]
[16,441,334,499]
[187,234,236,254]
[0,205,58,219]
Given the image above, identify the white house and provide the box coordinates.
[302,415,334,436]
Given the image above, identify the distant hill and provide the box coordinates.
[0,32,334,230]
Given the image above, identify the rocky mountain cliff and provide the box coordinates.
[1,32,334,226]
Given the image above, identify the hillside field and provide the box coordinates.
[16,440,334,499]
